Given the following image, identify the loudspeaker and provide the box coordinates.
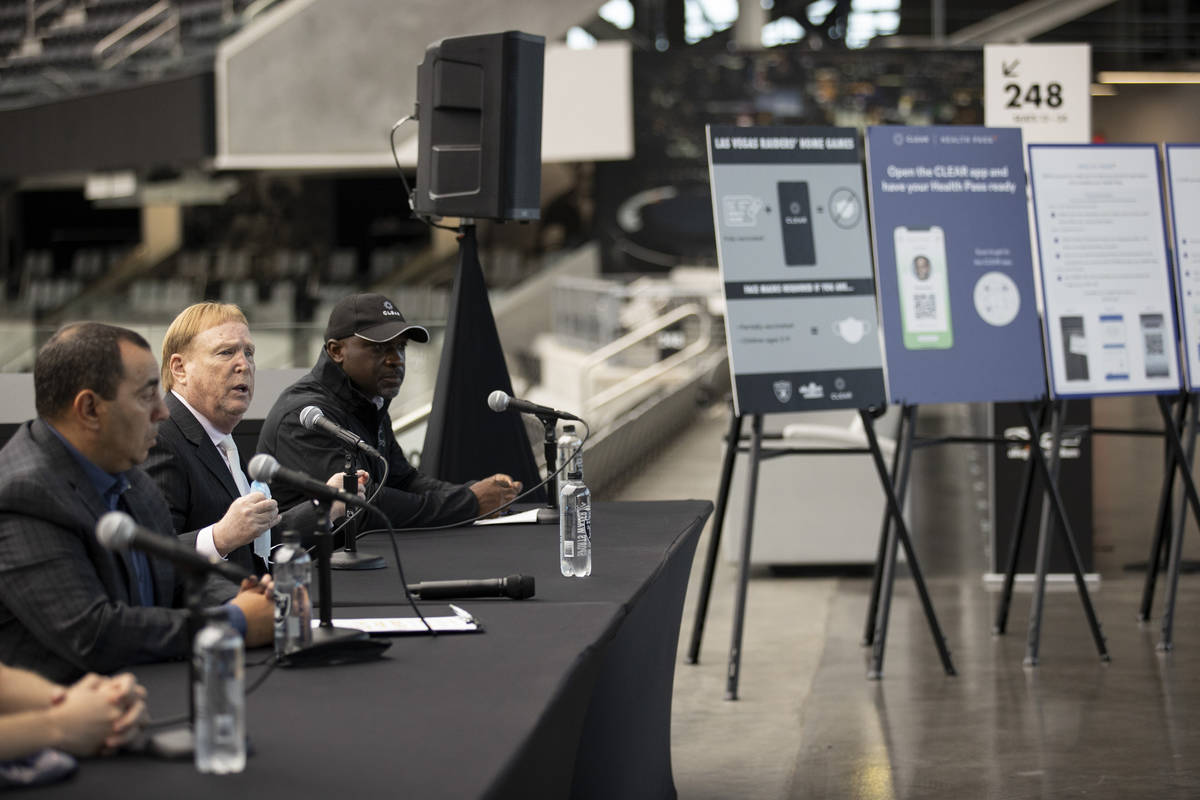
[413,30,544,222]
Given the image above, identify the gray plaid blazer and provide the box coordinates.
[0,419,237,682]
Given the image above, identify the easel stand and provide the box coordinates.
[992,399,1109,665]
[686,404,955,699]
[1137,392,1189,624]
[1147,392,1200,651]
[857,405,955,679]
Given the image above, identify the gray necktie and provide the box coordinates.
[218,435,270,562]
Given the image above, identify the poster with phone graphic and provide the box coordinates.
[1029,144,1181,397]
[865,126,1048,405]
[1165,144,1200,391]
[707,125,886,415]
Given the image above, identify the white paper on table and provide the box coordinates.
[473,508,542,526]
[313,615,479,634]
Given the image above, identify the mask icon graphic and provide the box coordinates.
[833,316,870,344]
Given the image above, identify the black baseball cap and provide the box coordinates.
[324,293,431,343]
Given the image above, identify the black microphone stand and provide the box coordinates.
[540,414,558,511]
[280,498,388,666]
[330,448,385,570]
[144,575,207,759]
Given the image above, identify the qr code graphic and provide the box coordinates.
[913,293,937,320]
[1146,334,1164,355]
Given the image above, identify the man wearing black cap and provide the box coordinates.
[256,293,521,528]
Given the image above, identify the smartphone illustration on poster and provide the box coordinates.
[1140,313,1170,378]
[894,225,953,349]
[777,182,816,266]
[1060,316,1090,381]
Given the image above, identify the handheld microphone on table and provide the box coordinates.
[96,511,250,584]
[248,454,369,511]
[299,405,382,459]
[408,574,535,601]
[487,390,580,422]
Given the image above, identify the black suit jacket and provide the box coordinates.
[144,392,307,574]
[0,419,238,682]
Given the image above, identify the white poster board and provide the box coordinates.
[1165,144,1200,390]
[1029,144,1181,397]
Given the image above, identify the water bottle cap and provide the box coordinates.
[563,424,576,433]
[280,527,302,544]
[567,469,582,480]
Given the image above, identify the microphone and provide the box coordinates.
[487,390,580,422]
[299,406,381,459]
[248,454,368,511]
[96,512,250,584]
[407,574,535,601]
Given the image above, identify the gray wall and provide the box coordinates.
[217,0,601,167]
[1093,84,1200,143]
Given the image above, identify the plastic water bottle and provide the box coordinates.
[194,610,245,774]
[559,469,591,577]
[249,479,272,555]
[272,527,313,659]
[556,424,583,499]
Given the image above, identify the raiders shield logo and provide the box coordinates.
[772,380,793,404]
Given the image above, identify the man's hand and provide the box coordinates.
[46,674,125,757]
[327,470,369,521]
[212,493,280,557]
[96,674,147,753]
[470,474,522,517]
[229,575,276,648]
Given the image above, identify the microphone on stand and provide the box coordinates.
[487,390,580,422]
[96,512,250,584]
[487,391,585,514]
[408,574,535,600]
[299,406,381,459]
[248,454,368,511]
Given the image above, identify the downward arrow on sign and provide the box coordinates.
[1002,59,1020,77]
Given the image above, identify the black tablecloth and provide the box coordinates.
[15,500,712,800]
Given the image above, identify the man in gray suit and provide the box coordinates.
[0,323,275,682]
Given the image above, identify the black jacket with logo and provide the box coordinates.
[256,350,478,529]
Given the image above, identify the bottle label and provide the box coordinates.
[575,506,591,554]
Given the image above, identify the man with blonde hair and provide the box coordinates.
[145,303,354,574]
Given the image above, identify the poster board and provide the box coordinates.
[1029,144,1182,397]
[865,126,1047,405]
[707,125,886,415]
[1165,144,1200,391]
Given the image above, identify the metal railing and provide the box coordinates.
[93,0,179,71]
[581,302,713,421]
[23,0,67,45]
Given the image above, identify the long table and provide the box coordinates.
[17,500,712,799]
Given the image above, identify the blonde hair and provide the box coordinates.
[161,302,248,389]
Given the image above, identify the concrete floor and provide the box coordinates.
[614,398,1200,800]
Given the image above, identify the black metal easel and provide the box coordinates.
[991,399,1109,665]
[1150,392,1200,651]
[1137,393,1192,628]
[687,404,955,699]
